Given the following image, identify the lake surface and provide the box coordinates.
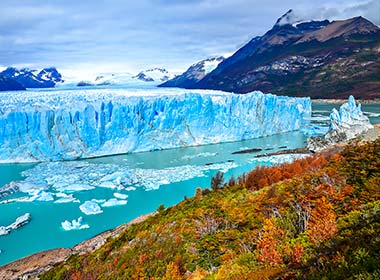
[0,102,378,265]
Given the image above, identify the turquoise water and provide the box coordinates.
[0,102,378,266]
[0,131,307,265]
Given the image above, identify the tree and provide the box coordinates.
[211,171,224,190]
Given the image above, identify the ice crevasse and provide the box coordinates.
[0,88,311,162]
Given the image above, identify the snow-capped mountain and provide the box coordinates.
[0,67,64,89]
[0,76,25,91]
[73,69,175,87]
[159,57,224,88]
[133,68,174,82]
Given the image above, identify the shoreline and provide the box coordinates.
[0,213,154,280]
[312,98,380,104]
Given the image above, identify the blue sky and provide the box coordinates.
[0,0,378,77]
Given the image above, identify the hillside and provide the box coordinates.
[162,11,380,99]
[0,76,25,91]
[159,57,224,88]
[38,138,380,279]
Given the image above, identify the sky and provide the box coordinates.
[0,0,379,77]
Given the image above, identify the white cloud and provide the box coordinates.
[0,0,378,76]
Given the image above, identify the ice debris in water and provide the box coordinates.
[61,217,90,231]
[0,89,311,162]
[250,154,309,165]
[0,213,31,236]
[101,198,128,207]
[79,201,103,215]
[113,193,128,199]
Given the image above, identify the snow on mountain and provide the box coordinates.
[0,67,64,88]
[133,68,174,82]
[68,69,174,88]
[159,57,224,88]
[0,88,311,163]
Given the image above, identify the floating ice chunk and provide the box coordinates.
[251,154,308,165]
[61,216,89,231]
[98,181,118,189]
[0,213,31,235]
[54,194,80,204]
[91,199,106,204]
[56,184,95,193]
[101,198,128,207]
[113,193,128,199]
[0,227,10,236]
[35,191,55,202]
[124,187,137,191]
[181,152,218,160]
[79,201,103,215]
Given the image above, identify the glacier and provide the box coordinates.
[0,88,311,162]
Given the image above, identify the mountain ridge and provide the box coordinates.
[0,67,63,90]
[162,12,380,99]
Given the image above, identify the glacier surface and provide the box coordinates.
[0,88,310,162]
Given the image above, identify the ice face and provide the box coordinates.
[0,88,311,163]
[329,95,373,132]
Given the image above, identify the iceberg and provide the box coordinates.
[61,217,89,231]
[101,198,128,207]
[307,96,373,151]
[113,193,128,199]
[0,213,31,236]
[0,88,310,162]
[79,201,103,215]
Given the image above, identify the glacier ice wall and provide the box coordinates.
[0,88,311,162]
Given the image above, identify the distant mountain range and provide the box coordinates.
[162,10,380,99]
[0,67,63,90]
[133,68,174,82]
[159,57,224,88]
[76,68,175,87]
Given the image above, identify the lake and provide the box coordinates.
[0,101,378,265]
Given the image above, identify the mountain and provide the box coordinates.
[159,57,224,88]
[0,67,64,89]
[133,68,174,82]
[74,69,174,87]
[0,76,25,91]
[167,11,380,99]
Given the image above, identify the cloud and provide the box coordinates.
[0,0,378,76]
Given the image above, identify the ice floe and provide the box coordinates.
[79,201,103,215]
[0,213,31,236]
[101,198,128,207]
[61,217,89,231]
[113,193,128,199]
[251,154,309,165]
